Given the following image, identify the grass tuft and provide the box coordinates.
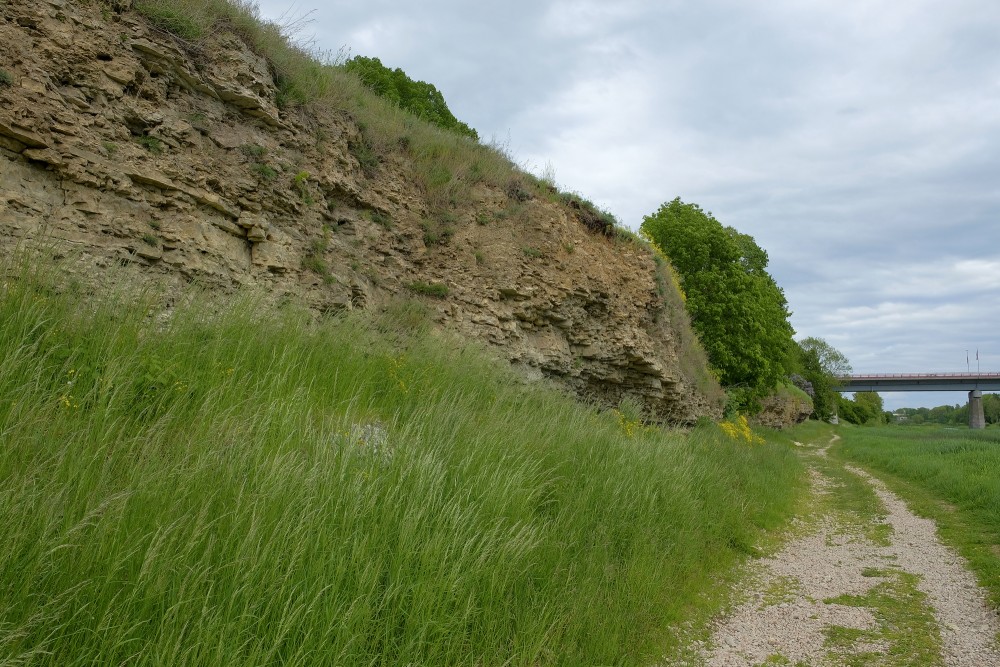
[135,135,164,154]
[406,280,449,298]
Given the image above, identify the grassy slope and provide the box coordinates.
[833,426,1000,609]
[0,267,804,666]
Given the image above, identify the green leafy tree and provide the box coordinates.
[794,347,834,420]
[640,198,795,409]
[798,337,852,378]
[789,337,851,421]
[343,56,479,140]
[839,391,885,425]
[983,393,1000,424]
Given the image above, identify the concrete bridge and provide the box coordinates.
[836,373,1000,429]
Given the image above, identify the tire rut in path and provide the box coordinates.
[695,437,1000,667]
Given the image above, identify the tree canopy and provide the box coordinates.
[640,198,795,408]
[343,56,479,140]
[839,392,886,425]
[788,337,852,421]
[798,337,852,378]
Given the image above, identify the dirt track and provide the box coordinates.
[690,436,1000,666]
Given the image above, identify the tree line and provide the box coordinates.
[894,395,1000,426]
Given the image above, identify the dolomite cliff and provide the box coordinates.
[0,0,724,423]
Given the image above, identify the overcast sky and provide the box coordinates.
[258,0,1000,410]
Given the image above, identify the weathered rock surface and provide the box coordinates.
[0,0,723,423]
[752,390,814,429]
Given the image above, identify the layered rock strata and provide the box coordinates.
[0,0,722,423]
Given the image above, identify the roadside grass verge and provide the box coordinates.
[833,426,1000,609]
[0,266,803,666]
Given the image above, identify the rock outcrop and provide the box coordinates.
[751,390,813,429]
[0,0,723,423]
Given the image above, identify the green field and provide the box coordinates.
[0,267,805,666]
[834,425,1000,609]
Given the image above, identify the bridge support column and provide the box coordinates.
[969,390,985,429]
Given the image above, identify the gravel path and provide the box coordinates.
[694,437,1000,667]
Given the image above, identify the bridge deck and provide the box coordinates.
[837,373,1000,392]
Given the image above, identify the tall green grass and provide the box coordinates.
[835,426,1000,608]
[0,265,804,665]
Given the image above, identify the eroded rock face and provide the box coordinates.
[752,392,814,429]
[0,0,722,423]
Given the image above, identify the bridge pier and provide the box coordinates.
[969,390,986,429]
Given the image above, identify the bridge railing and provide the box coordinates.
[840,372,1000,381]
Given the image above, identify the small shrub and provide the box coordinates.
[293,170,312,203]
[559,191,618,237]
[719,415,765,445]
[275,77,309,110]
[421,215,455,246]
[615,226,643,245]
[302,253,335,284]
[474,251,484,265]
[505,178,531,203]
[563,242,575,254]
[368,211,391,229]
[240,144,267,159]
[188,111,208,130]
[475,212,490,226]
[0,69,14,87]
[522,247,543,259]
[613,398,645,438]
[427,164,452,188]
[102,141,118,155]
[148,220,161,231]
[136,135,163,155]
[252,163,278,182]
[407,281,449,298]
[141,233,158,247]
[349,139,379,176]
